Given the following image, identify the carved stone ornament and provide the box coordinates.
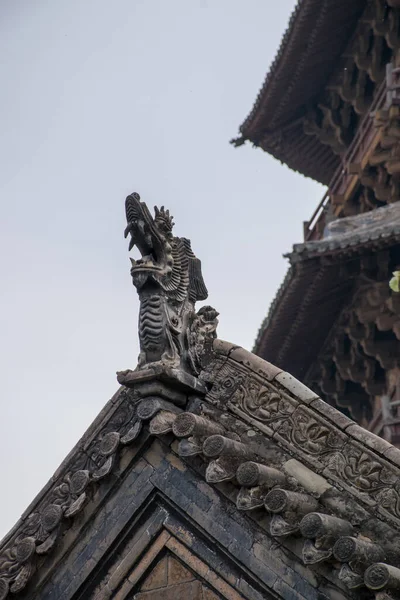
[205,457,241,483]
[300,512,354,565]
[270,514,300,537]
[365,563,400,591]
[338,564,365,590]
[236,461,286,487]
[333,536,385,570]
[236,485,268,510]
[123,193,218,374]
[264,489,318,517]
[173,412,224,438]
[203,435,253,460]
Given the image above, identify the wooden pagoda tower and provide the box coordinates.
[234,0,400,444]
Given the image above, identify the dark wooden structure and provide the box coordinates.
[236,0,400,443]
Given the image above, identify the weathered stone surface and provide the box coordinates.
[320,488,370,525]
[173,413,224,438]
[117,366,207,399]
[384,445,400,468]
[333,536,385,566]
[123,193,218,377]
[212,338,236,357]
[309,399,354,430]
[274,372,318,403]
[364,563,400,591]
[283,459,332,495]
[265,489,318,516]
[345,425,393,455]
[236,462,286,488]
[229,346,282,381]
[300,513,354,541]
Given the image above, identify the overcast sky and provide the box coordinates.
[0,0,323,539]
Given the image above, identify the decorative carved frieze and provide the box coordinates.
[276,405,347,458]
[202,346,400,538]
[325,443,400,519]
[204,358,298,437]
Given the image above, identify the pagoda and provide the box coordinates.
[234,0,400,443]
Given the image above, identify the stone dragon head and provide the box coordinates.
[124,192,208,306]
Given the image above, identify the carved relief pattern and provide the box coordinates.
[326,447,397,492]
[205,359,297,434]
[278,408,346,456]
[204,360,248,407]
[233,379,295,430]
[375,487,400,520]
[187,305,219,375]
[205,357,400,523]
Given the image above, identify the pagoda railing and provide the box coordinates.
[304,80,387,241]
[302,190,330,241]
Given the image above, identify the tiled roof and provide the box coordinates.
[5,340,400,598]
[254,204,400,374]
[290,203,400,260]
[234,0,366,183]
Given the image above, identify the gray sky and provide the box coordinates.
[0,0,322,538]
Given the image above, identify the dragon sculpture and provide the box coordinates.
[122,192,218,375]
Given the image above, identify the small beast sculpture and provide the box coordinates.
[123,192,218,374]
